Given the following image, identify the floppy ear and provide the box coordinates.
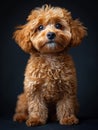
[13,24,33,53]
[70,19,87,47]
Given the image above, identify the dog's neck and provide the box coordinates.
[41,51,68,57]
[30,48,69,58]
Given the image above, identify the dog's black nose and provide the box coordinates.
[47,32,56,40]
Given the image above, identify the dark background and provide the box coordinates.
[0,0,98,129]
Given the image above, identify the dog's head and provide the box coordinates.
[13,5,87,54]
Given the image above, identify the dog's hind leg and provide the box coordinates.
[13,93,28,122]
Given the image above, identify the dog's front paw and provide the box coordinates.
[26,116,46,126]
[13,113,28,123]
[60,115,79,125]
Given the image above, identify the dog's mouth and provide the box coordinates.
[46,41,59,48]
[45,40,64,48]
[40,40,65,53]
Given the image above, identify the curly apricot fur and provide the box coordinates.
[13,5,87,126]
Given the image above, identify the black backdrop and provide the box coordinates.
[0,0,98,119]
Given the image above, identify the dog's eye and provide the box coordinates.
[55,23,62,30]
[38,25,44,31]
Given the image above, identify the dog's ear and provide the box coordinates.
[70,19,87,47]
[13,24,33,53]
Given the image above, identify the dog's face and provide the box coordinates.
[29,6,72,53]
[13,5,87,54]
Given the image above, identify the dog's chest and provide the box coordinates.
[25,54,72,101]
[28,54,68,78]
[43,56,65,82]
[39,56,67,101]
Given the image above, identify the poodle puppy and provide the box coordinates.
[13,5,87,126]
